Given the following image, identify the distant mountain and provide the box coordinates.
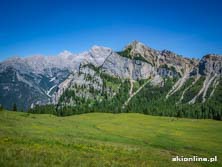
[0,41,221,120]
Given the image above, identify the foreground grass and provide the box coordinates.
[0,110,221,167]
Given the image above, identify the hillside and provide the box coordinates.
[0,110,221,167]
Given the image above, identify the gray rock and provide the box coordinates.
[199,54,222,75]
[102,52,155,80]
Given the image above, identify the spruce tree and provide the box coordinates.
[13,103,17,111]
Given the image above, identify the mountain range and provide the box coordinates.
[0,41,221,119]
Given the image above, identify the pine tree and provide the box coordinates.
[13,103,17,111]
[0,104,3,111]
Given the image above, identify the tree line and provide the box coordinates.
[26,77,222,121]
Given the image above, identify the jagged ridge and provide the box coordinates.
[0,41,222,120]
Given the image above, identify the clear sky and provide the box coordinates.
[0,0,221,61]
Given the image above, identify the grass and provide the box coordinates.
[0,110,221,167]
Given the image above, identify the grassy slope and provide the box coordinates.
[0,111,221,167]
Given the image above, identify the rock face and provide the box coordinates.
[0,57,71,110]
[88,45,113,67]
[101,52,155,80]
[0,41,221,111]
[159,50,198,76]
[125,41,159,66]
[199,54,222,76]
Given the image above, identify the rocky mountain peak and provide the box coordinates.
[199,54,222,75]
[0,56,30,73]
[58,50,73,59]
[203,54,222,60]
[87,45,113,67]
[126,40,147,48]
[126,40,153,54]
[123,41,159,66]
[90,45,112,56]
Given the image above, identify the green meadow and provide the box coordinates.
[0,110,221,167]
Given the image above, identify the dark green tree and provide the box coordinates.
[0,104,3,111]
[13,103,17,111]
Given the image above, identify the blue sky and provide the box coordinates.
[0,0,221,61]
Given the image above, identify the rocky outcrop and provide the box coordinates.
[199,54,222,76]
[125,41,159,66]
[159,50,198,76]
[101,52,155,80]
